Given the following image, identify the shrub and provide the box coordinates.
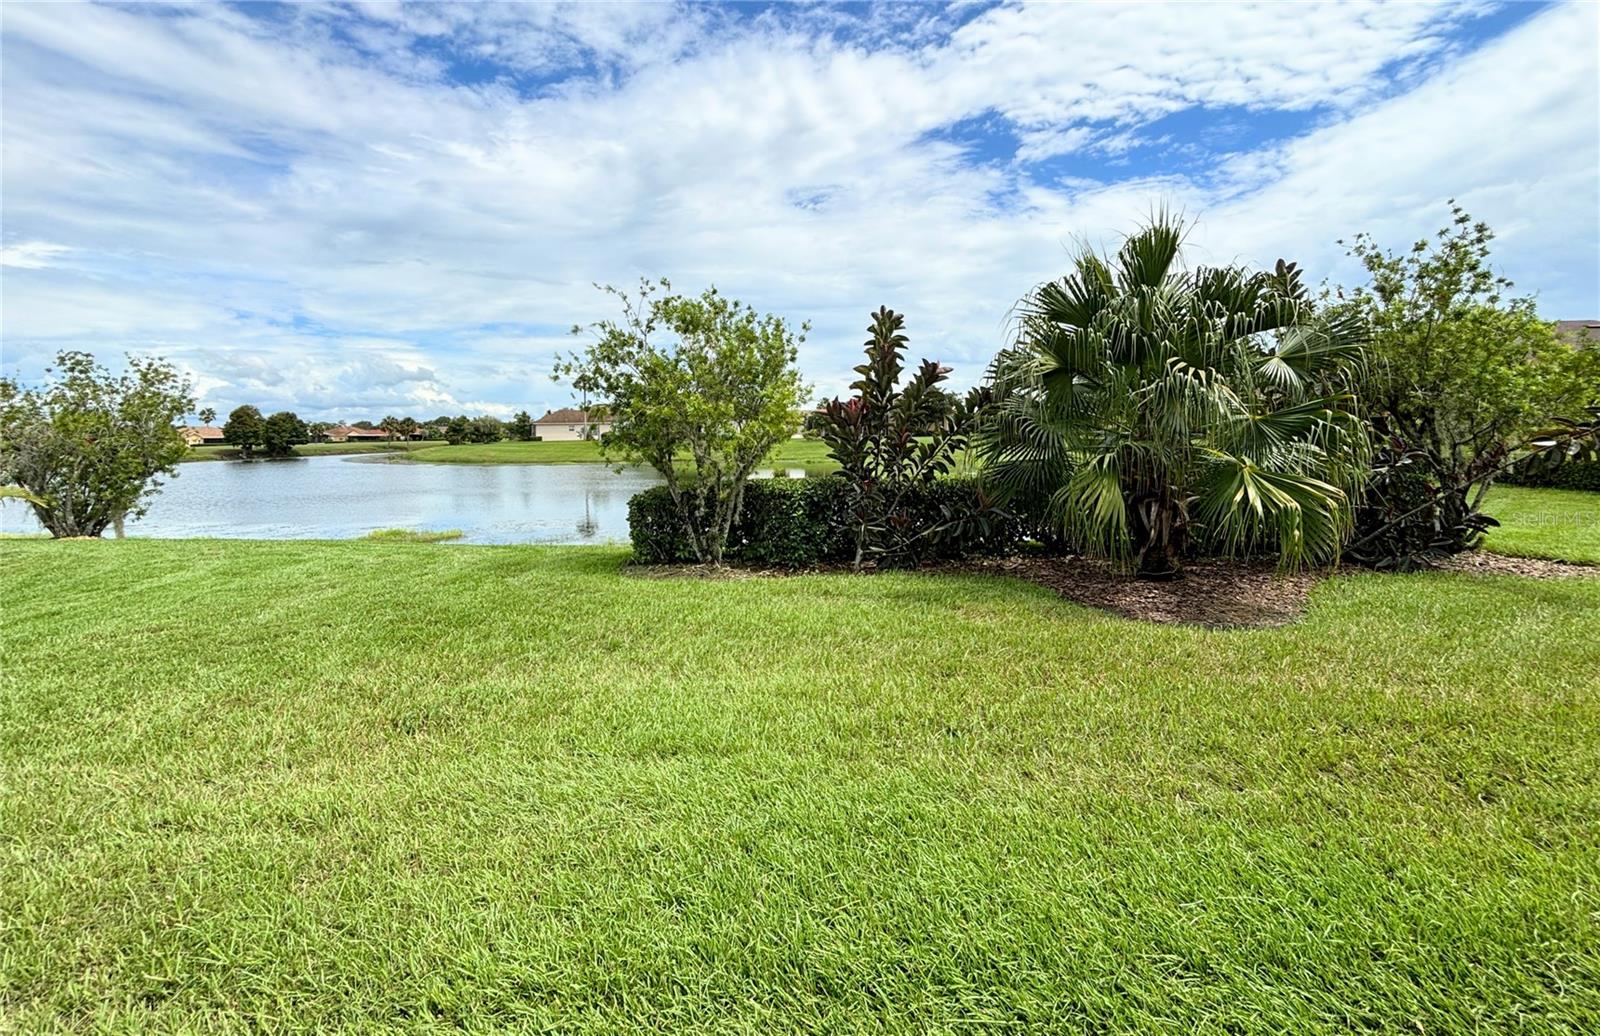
[1,350,193,538]
[1501,461,1600,492]
[814,307,991,570]
[628,475,1023,567]
[1333,203,1600,553]
[1347,449,1497,571]
[561,279,808,565]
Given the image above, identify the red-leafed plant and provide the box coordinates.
[815,307,994,570]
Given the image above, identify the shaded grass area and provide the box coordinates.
[3,538,1598,1030]
[400,437,839,472]
[361,528,464,543]
[1484,485,1600,565]
[180,441,436,463]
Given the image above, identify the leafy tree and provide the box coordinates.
[980,215,1370,577]
[307,421,333,441]
[1334,203,1600,564]
[352,420,376,430]
[445,415,470,445]
[467,416,504,443]
[815,307,992,570]
[223,405,265,457]
[397,416,419,441]
[0,350,194,538]
[558,279,808,565]
[508,410,535,441]
[262,411,308,457]
[198,407,217,426]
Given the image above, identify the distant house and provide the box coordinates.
[1555,320,1599,348]
[180,426,226,447]
[534,408,611,442]
[321,424,392,443]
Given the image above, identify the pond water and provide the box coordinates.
[0,456,674,545]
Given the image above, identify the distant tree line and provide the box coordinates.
[209,408,545,453]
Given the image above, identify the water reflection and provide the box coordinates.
[0,455,664,545]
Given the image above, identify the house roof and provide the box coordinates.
[535,408,596,424]
[326,424,389,437]
[1554,320,1599,346]
[186,426,225,437]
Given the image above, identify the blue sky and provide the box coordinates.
[2,1,1596,421]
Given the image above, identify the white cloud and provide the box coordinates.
[0,1,1594,417]
[0,241,70,269]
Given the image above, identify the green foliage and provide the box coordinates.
[1503,460,1600,492]
[628,475,1023,568]
[466,416,504,443]
[222,405,264,456]
[378,415,418,442]
[0,350,193,538]
[262,411,309,457]
[1501,405,1600,492]
[559,279,809,564]
[1346,453,1492,571]
[198,407,216,426]
[445,415,470,445]
[815,307,994,570]
[508,410,535,441]
[1335,203,1600,558]
[981,215,1370,576]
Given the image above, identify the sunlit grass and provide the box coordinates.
[361,528,464,543]
[402,437,838,472]
[2,536,1597,1030]
[1483,485,1599,564]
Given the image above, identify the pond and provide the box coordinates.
[1,456,674,545]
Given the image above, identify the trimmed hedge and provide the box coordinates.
[628,475,1024,567]
[1500,461,1600,493]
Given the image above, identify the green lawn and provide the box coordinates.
[180,441,435,462]
[399,437,839,471]
[1484,485,1600,564]
[3,537,1597,1030]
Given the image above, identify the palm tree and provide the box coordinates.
[979,216,1370,577]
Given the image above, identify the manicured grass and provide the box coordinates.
[3,538,1597,1030]
[361,528,464,543]
[1484,485,1600,564]
[180,441,435,462]
[402,437,839,472]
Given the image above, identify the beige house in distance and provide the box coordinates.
[535,408,610,442]
[321,425,393,443]
[179,426,226,446]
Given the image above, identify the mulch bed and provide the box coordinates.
[959,555,1323,628]
[1431,551,1598,579]
[626,551,1595,629]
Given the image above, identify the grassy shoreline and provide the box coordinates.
[395,437,839,470]
[178,441,435,462]
[176,438,841,472]
[3,534,1598,1029]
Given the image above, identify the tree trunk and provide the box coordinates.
[1133,491,1182,580]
